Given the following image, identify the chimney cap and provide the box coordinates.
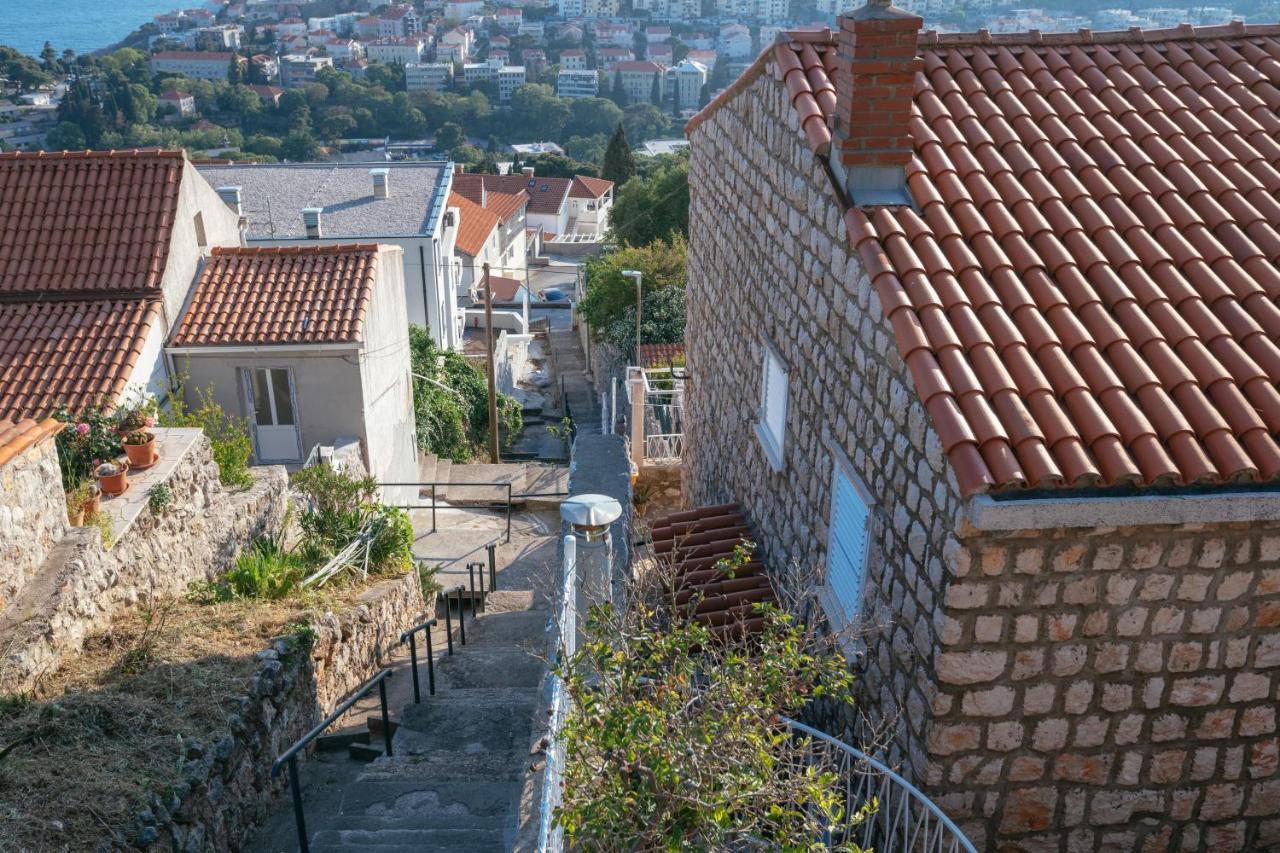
[369,167,390,177]
[848,0,919,20]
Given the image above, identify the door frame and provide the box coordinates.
[240,365,304,463]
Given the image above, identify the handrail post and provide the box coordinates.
[407,632,421,704]
[468,563,476,610]
[457,587,467,646]
[378,677,394,758]
[425,627,435,695]
[444,592,454,656]
[431,483,437,534]
[487,542,497,591]
[287,755,309,853]
[506,484,512,543]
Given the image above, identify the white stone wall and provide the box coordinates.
[0,432,68,608]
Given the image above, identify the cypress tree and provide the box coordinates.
[601,123,636,186]
[612,68,626,106]
[650,70,661,105]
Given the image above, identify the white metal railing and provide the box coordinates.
[627,365,686,465]
[781,718,978,853]
[644,433,684,461]
[537,534,578,852]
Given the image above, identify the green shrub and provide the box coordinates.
[160,382,253,489]
[291,464,378,551]
[221,537,306,600]
[53,405,122,490]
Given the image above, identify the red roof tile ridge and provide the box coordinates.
[209,244,381,256]
[0,147,184,161]
[919,19,1277,48]
[0,417,65,468]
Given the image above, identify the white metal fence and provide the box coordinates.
[537,534,577,852]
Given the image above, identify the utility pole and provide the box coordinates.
[483,263,500,463]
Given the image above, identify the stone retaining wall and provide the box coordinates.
[129,571,425,852]
[0,435,289,693]
[0,428,69,608]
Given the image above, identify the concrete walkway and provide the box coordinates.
[548,328,601,435]
[245,502,562,853]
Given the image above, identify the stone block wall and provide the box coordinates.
[932,523,1280,850]
[0,428,69,608]
[128,571,425,852]
[0,435,289,693]
[685,62,960,784]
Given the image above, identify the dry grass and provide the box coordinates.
[0,583,383,853]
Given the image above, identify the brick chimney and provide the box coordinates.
[831,0,922,205]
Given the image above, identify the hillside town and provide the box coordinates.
[5,0,1280,850]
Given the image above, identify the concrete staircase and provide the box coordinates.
[409,456,569,508]
[549,329,601,435]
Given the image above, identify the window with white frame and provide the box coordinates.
[823,462,872,630]
[755,345,788,470]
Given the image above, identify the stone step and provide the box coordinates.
[338,779,520,822]
[311,827,505,848]
[398,688,536,752]
[483,589,536,613]
[369,744,529,780]
[311,843,497,853]
[457,609,549,647]
[433,646,544,690]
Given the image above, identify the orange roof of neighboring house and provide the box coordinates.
[650,503,775,639]
[450,191,499,256]
[485,190,528,223]
[638,342,685,368]
[570,175,612,198]
[693,23,1280,496]
[0,298,162,420]
[0,149,185,296]
[454,172,577,216]
[0,418,64,468]
[171,245,380,347]
[487,275,524,301]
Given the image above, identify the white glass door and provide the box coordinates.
[245,367,303,462]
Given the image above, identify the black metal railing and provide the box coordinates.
[379,481,514,543]
[399,617,437,703]
[271,668,395,853]
[441,584,467,653]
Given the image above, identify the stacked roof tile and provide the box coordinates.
[638,342,686,368]
[650,504,776,637]
[0,418,64,468]
[170,246,379,347]
[694,23,1280,496]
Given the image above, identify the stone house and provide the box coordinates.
[684,5,1280,850]
[0,149,241,422]
[167,245,417,480]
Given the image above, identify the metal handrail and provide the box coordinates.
[399,617,438,703]
[441,584,467,654]
[271,668,396,853]
[779,717,977,853]
[378,480,513,543]
[537,534,578,852]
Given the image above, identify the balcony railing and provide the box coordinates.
[624,365,685,466]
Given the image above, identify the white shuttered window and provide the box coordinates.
[825,465,871,627]
[756,346,788,470]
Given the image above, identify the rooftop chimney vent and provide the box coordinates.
[831,0,922,207]
[522,166,535,177]
[370,168,390,199]
[215,185,243,216]
[302,207,323,239]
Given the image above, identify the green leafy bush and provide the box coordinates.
[221,537,306,600]
[290,464,414,577]
[53,405,122,490]
[160,383,253,489]
[408,326,523,461]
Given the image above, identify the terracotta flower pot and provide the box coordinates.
[98,465,129,497]
[82,492,100,517]
[123,433,158,469]
[68,506,85,526]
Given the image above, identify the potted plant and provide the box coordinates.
[122,429,158,469]
[82,481,101,516]
[114,400,155,437]
[97,460,129,497]
[65,482,90,526]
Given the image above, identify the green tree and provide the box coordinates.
[608,152,688,246]
[509,83,569,140]
[621,102,669,144]
[601,123,635,186]
[0,46,52,91]
[606,282,685,359]
[281,127,322,161]
[435,121,465,151]
[580,236,686,341]
[611,68,625,106]
[40,41,58,73]
[649,71,661,105]
[520,152,598,178]
[227,55,243,85]
[563,96,622,140]
[564,133,608,165]
[45,121,87,151]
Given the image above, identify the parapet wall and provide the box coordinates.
[0,421,69,608]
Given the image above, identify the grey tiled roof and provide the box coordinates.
[196,162,452,239]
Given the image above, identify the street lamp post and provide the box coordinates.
[622,269,642,364]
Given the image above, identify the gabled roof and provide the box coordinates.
[0,149,185,296]
[0,298,162,419]
[691,22,1280,496]
[485,190,528,224]
[171,245,379,347]
[449,191,499,256]
[616,60,665,73]
[570,175,613,199]
[453,172,570,216]
[488,275,524,301]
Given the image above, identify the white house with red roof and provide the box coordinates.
[685,1,1280,846]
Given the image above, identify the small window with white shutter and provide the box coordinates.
[755,344,788,470]
[823,460,873,632]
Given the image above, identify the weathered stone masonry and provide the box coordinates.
[685,52,1280,852]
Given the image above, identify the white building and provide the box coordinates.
[672,59,707,110]
[557,69,600,99]
[463,62,493,84]
[280,54,334,87]
[616,60,667,104]
[437,27,475,62]
[559,48,588,70]
[445,0,485,19]
[364,39,426,65]
[378,5,421,37]
[406,62,455,92]
[150,51,245,82]
[498,65,527,101]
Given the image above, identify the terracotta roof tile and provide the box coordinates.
[453,172,597,217]
[649,504,776,638]
[0,149,185,296]
[449,191,499,257]
[0,298,161,421]
[487,275,524,301]
[638,342,685,368]
[0,417,65,468]
[484,190,528,224]
[569,175,613,198]
[749,24,1280,495]
[170,245,379,347]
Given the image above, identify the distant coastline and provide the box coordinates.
[0,0,209,58]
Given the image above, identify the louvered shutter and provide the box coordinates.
[827,469,870,622]
[762,349,787,450]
